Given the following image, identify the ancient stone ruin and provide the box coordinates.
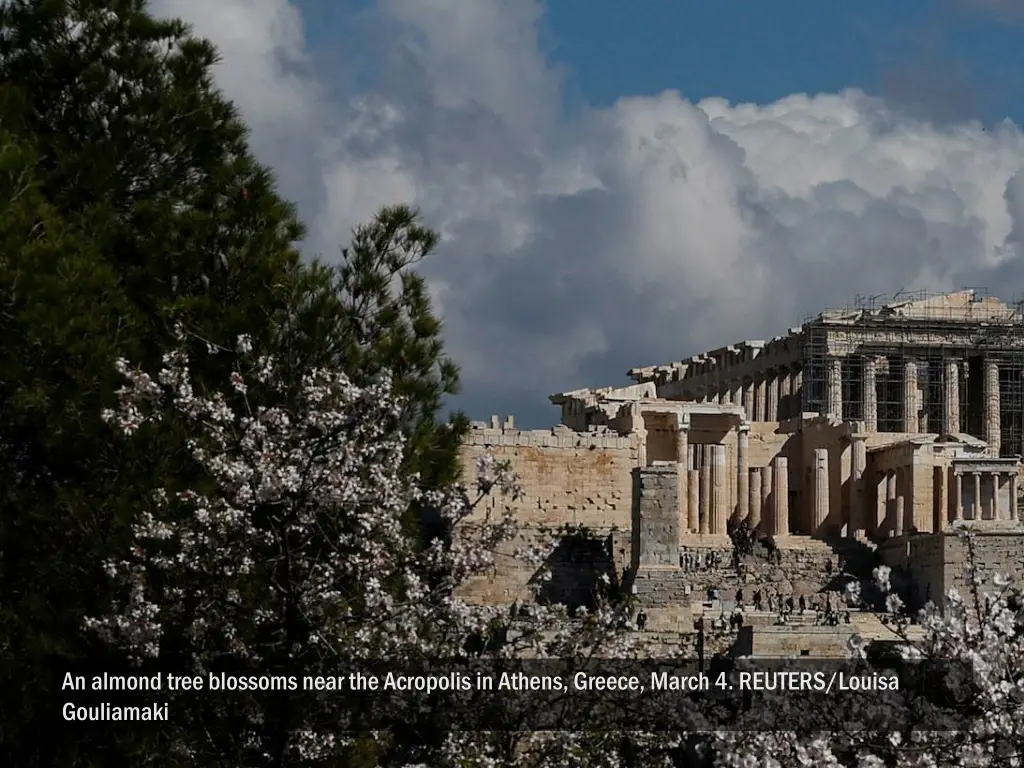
[458,290,1024,655]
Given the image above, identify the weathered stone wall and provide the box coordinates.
[460,422,637,528]
[456,423,636,607]
[455,527,619,607]
[942,530,1024,602]
[751,626,857,657]
[878,529,1024,611]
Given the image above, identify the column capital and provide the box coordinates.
[738,422,750,434]
[674,412,691,431]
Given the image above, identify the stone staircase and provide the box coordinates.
[677,533,879,601]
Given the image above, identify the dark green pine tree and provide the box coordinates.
[277,205,470,489]
[0,1,304,764]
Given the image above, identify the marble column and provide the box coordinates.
[812,448,829,534]
[862,357,878,433]
[712,444,728,534]
[766,371,779,422]
[903,360,919,433]
[886,471,897,535]
[933,466,946,533]
[736,425,750,523]
[761,462,774,531]
[772,456,790,536]
[687,469,700,533]
[849,435,867,538]
[876,472,887,534]
[748,468,763,530]
[826,358,843,418]
[953,473,963,522]
[675,416,689,535]
[895,496,905,537]
[943,360,960,435]
[755,376,767,422]
[984,359,1001,456]
[793,369,804,413]
[699,447,712,534]
[743,380,755,421]
[972,471,982,520]
[1011,471,1019,522]
[730,381,742,406]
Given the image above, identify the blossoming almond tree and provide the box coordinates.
[88,330,645,766]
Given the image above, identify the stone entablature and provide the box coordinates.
[627,331,805,419]
[467,415,635,450]
[818,330,1024,358]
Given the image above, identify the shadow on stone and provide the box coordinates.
[531,533,615,611]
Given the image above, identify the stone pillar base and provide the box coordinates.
[631,567,692,632]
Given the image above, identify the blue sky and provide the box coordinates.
[303,0,1024,123]
[157,0,1024,427]
[543,0,1022,124]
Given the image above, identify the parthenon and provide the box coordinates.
[547,289,1024,542]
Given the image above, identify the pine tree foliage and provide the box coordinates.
[290,205,469,487]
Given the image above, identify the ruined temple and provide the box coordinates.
[459,290,1024,650]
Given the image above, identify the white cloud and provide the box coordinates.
[151,0,1024,426]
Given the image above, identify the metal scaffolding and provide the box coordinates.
[801,289,1024,458]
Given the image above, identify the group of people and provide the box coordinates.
[682,550,725,572]
[706,609,746,632]
[703,584,854,627]
[727,519,782,565]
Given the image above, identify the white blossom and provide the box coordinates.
[88,336,642,763]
